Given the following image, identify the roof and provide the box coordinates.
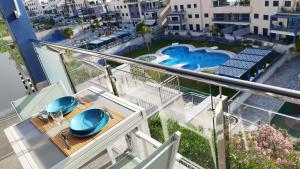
[222,59,256,70]
[241,48,272,56]
[218,66,248,78]
[88,39,104,44]
[232,54,265,62]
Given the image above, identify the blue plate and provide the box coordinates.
[70,113,110,138]
[70,109,105,132]
[46,96,78,115]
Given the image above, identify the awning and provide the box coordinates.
[144,20,156,26]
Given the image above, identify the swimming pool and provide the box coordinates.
[159,46,230,70]
[42,30,67,42]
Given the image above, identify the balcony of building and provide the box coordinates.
[212,13,250,25]
[2,36,300,169]
[270,14,300,42]
[1,1,300,169]
[212,0,250,7]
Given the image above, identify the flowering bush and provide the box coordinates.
[228,125,300,169]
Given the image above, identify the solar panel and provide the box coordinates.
[241,48,272,56]
[233,54,264,63]
[218,66,248,78]
[222,60,256,70]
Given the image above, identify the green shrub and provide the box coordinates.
[167,119,215,169]
[148,115,164,142]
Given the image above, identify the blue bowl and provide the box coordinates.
[70,109,105,132]
[70,113,110,138]
[46,96,78,115]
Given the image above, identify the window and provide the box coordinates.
[254,26,258,35]
[263,28,268,36]
[194,4,197,8]
[195,14,199,18]
[117,6,119,9]
[174,5,178,11]
[285,1,291,7]
[122,13,124,16]
[204,13,209,18]
[205,24,209,27]
[265,1,269,6]
[189,24,193,30]
[254,13,259,19]
[126,13,128,16]
[180,5,184,10]
[188,14,192,18]
[124,5,126,8]
[187,4,191,8]
[273,1,279,6]
[120,6,122,9]
[263,15,269,20]
[196,24,200,31]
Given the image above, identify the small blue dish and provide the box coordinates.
[46,96,78,115]
[70,109,105,132]
[70,113,109,138]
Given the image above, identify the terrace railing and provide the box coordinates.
[32,41,300,169]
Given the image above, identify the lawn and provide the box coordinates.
[122,39,244,59]
[113,39,242,98]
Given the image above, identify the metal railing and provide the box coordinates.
[37,40,300,105]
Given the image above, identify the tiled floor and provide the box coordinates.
[0,113,22,169]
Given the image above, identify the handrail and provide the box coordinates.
[36,40,300,105]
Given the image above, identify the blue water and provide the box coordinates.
[160,46,230,70]
[43,31,67,42]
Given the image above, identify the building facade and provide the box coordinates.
[165,0,300,43]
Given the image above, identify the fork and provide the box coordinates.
[103,107,114,119]
[60,130,72,150]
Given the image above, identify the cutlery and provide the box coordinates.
[103,107,114,119]
[60,130,71,150]
[77,97,85,105]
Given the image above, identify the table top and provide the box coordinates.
[5,87,145,169]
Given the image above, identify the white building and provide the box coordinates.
[106,0,171,28]
[166,0,300,43]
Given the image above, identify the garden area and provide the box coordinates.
[148,115,300,169]
[228,125,300,169]
[148,115,215,169]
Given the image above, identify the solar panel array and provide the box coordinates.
[218,48,272,79]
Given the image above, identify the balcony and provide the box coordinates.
[212,0,250,7]
[2,36,300,169]
[124,0,138,4]
[212,17,250,25]
[270,14,300,36]
[279,7,300,14]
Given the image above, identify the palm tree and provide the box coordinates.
[136,22,151,52]
[77,19,84,32]
[63,27,74,38]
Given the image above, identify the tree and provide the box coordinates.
[63,27,74,38]
[93,19,100,29]
[295,36,300,52]
[77,19,84,32]
[136,22,151,52]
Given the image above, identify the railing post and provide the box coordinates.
[213,95,229,169]
[105,65,119,96]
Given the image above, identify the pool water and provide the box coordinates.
[160,46,230,70]
[43,30,67,42]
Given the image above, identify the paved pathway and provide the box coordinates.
[235,56,300,126]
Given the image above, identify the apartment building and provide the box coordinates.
[25,0,105,19]
[106,0,170,27]
[166,0,300,43]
